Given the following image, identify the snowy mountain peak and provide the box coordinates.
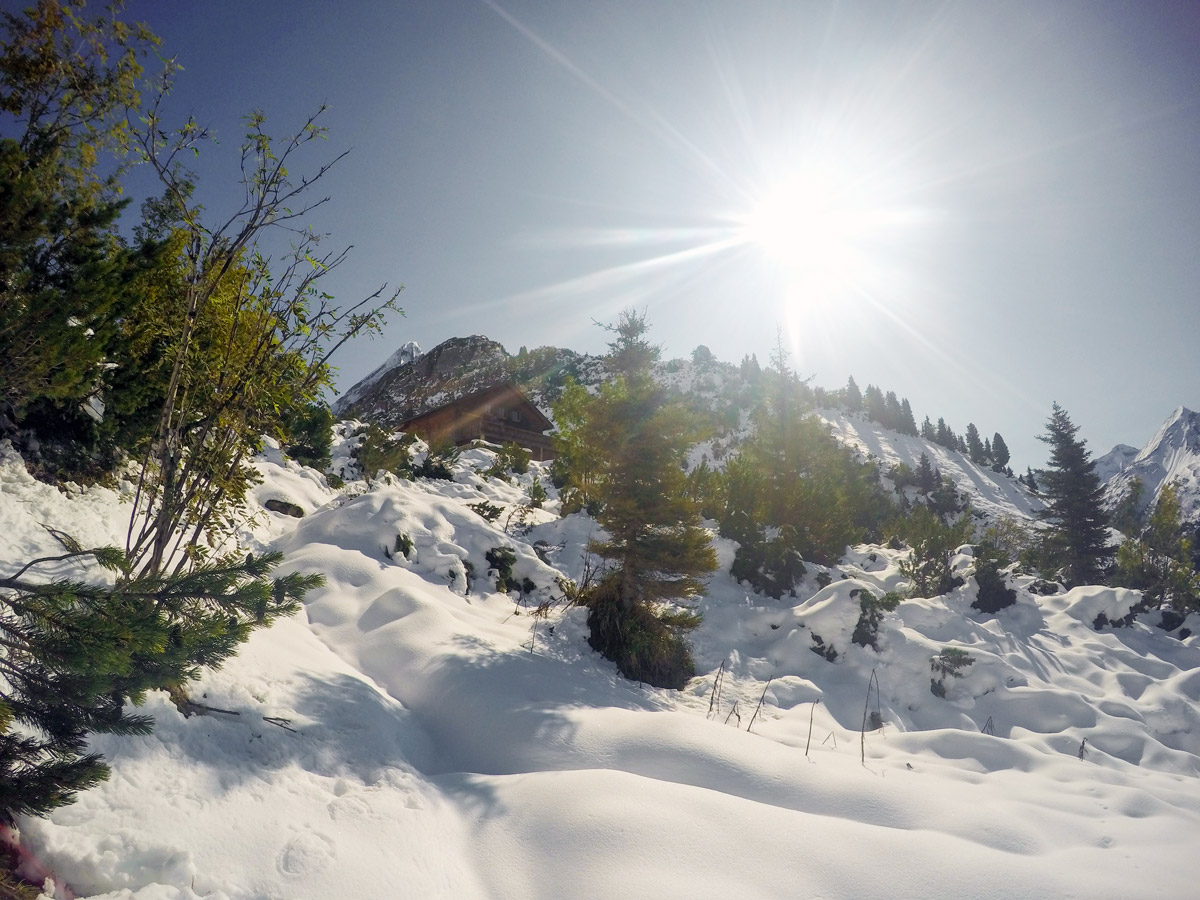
[1135,406,1200,463]
[1104,406,1200,523]
[1094,444,1139,483]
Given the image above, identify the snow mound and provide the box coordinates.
[6,437,1200,900]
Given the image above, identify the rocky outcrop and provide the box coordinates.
[333,336,597,431]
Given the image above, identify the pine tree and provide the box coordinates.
[1113,483,1200,613]
[899,398,919,436]
[0,2,161,469]
[557,311,716,688]
[845,376,862,412]
[864,384,886,424]
[0,534,319,820]
[1037,403,1112,586]
[884,391,902,431]
[916,452,937,494]
[935,417,952,447]
[921,416,936,441]
[965,423,986,465]
[991,432,1011,469]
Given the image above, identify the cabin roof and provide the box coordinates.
[398,381,553,433]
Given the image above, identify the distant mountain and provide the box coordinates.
[1103,406,1200,524]
[333,335,597,428]
[1094,444,1139,483]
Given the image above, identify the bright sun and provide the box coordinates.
[737,169,879,301]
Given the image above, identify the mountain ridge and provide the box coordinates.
[1102,406,1200,524]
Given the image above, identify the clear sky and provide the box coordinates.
[116,0,1200,471]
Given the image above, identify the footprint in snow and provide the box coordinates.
[278,831,336,877]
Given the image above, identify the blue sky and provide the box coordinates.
[117,0,1200,469]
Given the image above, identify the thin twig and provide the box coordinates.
[184,701,241,717]
[861,668,880,766]
[708,659,726,719]
[747,676,773,732]
[805,700,819,757]
[724,700,741,727]
[263,716,297,733]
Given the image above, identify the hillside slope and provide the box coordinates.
[824,409,1042,524]
[338,335,1041,528]
[7,434,1200,899]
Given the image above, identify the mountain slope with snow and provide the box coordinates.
[824,409,1043,525]
[1104,406,1200,523]
[6,432,1200,899]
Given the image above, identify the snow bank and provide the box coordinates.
[5,438,1200,900]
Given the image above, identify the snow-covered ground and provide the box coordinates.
[4,431,1200,899]
[823,409,1043,524]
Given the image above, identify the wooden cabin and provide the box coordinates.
[398,383,556,460]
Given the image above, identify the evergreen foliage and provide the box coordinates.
[971,541,1017,614]
[683,458,726,522]
[1112,483,1200,614]
[898,398,919,436]
[927,474,965,521]
[991,432,1011,469]
[484,442,531,479]
[527,479,547,509]
[965,423,985,465]
[0,533,320,820]
[864,384,886,424]
[354,424,415,483]
[551,378,606,514]
[844,376,862,412]
[0,3,368,821]
[1036,404,1112,586]
[1110,476,1145,536]
[850,590,903,650]
[485,546,517,593]
[281,402,335,471]
[915,453,937,494]
[555,311,716,688]
[729,527,808,599]
[0,2,163,476]
[935,417,954,449]
[930,648,974,697]
[892,505,972,597]
[883,391,902,430]
[721,352,894,575]
[414,442,458,480]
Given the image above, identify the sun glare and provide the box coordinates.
[737,169,881,302]
[481,1,942,331]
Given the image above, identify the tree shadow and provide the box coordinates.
[97,670,436,791]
